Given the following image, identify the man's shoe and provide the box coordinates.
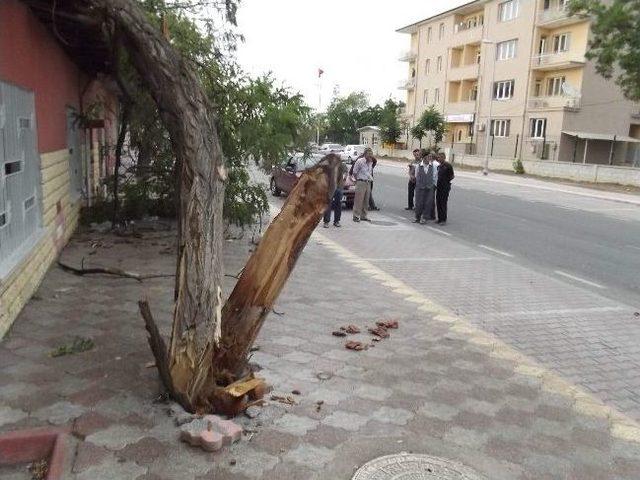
[412,218,420,223]
[334,222,341,227]
[323,222,330,228]
[353,217,360,222]
[420,219,427,224]
[405,207,413,210]
[371,206,380,211]
[438,220,446,225]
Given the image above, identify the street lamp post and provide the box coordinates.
[481,38,496,176]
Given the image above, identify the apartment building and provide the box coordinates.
[397,0,640,165]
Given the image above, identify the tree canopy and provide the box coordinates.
[569,0,640,101]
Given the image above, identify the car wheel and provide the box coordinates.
[270,178,281,196]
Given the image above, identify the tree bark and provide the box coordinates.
[111,103,130,229]
[82,0,226,408]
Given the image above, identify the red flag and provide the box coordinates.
[318,68,324,78]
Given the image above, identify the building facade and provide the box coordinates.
[398,0,640,165]
[0,0,118,335]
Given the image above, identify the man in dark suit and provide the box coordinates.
[436,152,455,224]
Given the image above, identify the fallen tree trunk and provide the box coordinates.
[217,154,343,378]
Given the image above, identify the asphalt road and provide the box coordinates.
[371,162,640,308]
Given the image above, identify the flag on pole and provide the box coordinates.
[318,68,324,78]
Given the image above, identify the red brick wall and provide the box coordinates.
[0,0,82,154]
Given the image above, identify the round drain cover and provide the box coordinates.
[352,453,486,480]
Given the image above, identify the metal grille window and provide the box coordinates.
[496,39,517,60]
[494,80,515,100]
[491,119,511,137]
[531,118,547,138]
[0,82,44,270]
[498,0,519,21]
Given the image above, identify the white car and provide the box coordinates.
[341,145,366,163]
[319,143,344,154]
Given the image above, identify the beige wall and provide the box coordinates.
[0,149,80,336]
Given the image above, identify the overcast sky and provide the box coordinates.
[235,0,467,111]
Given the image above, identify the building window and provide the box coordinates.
[437,56,443,72]
[498,0,519,21]
[427,27,432,43]
[553,33,571,53]
[534,80,543,97]
[0,212,6,228]
[439,23,445,39]
[4,160,22,176]
[24,195,36,211]
[18,118,31,129]
[423,89,429,105]
[434,88,440,104]
[494,80,515,100]
[547,76,566,96]
[425,58,430,74]
[496,39,517,60]
[491,119,511,137]
[531,118,547,139]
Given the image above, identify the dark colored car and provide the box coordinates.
[270,154,355,209]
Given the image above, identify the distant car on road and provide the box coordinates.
[318,143,344,154]
[341,144,366,163]
[270,153,355,209]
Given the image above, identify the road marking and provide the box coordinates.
[554,270,606,289]
[476,306,624,317]
[425,226,452,237]
[361,257,488,262]
[478,244,514,258]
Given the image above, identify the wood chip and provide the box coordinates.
[345,340,365,351]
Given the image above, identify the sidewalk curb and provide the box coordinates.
[379,158,640,207]
[313,230,640,444]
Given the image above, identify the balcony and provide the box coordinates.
[529,95,581,111]
[537,5,587,28]
[448,63,480,81]
[445,100,476,116]
[399,50,417,62]
[398,79,415,90]
[531,51,585,71]
[452,23,483,46]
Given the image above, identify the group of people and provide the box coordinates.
[321,146,454,227]
[323,147,379,227]
[407,148,454,225]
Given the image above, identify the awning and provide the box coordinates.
[562,131,640,143]
[446,114,474,123]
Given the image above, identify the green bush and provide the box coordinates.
[513,158,525,174]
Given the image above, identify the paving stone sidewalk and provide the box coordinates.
[1,220,640,479]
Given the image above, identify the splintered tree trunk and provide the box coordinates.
[217,154,343,377]
[77,0,342,413]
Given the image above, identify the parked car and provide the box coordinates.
[318,143,344,154]
[270,154,355,208]
[341,144,366,163]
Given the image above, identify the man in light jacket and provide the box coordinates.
[351,148,375,222]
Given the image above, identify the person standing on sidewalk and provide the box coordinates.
[413,152,438,224]
[351,148,374,222]
[324,161,347,228]
[368,156,380,211]
[436,151,454,224]
[406,149,420,210]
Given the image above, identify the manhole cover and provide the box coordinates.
[352,453,486,480]
[369,220,397,226]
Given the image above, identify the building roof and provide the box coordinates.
[357,126,381,132]
[396,0,485,34]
